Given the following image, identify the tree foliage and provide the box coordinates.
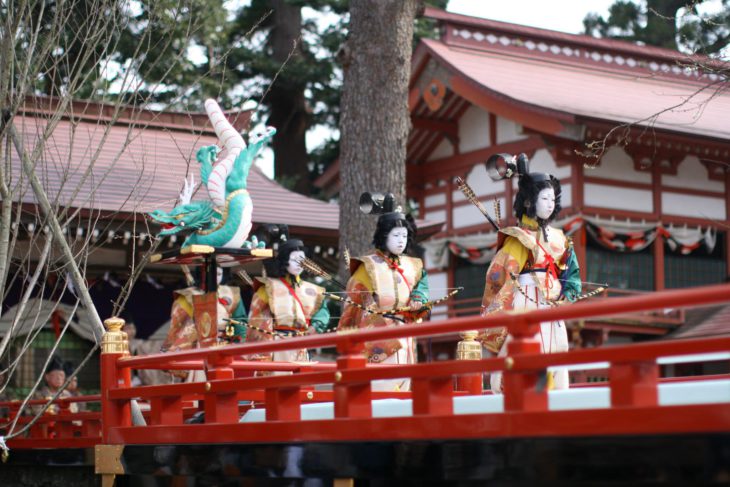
[584,0,729,55]
[111,0,446,196]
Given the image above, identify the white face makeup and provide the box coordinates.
[386,226,409,256]
[286,250,305,276]
[535,187,556,220]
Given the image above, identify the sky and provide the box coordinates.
[446,0,618,34]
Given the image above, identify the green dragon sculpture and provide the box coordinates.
[149,99,275,249]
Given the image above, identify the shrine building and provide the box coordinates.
[317,8,730,349]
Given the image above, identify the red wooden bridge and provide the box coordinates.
[1,283,729,486]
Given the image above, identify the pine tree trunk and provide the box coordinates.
[338,0,420,274]
[267,0,311,194]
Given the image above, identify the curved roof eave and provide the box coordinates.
[420,39,583,140]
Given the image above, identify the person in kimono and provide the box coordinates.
[338,199,429,392]
[246,238,330,363]
[480,153,581,393]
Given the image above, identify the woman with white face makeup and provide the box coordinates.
[479,153,582,393]
[246,238,330,364]
[338,207,429,392]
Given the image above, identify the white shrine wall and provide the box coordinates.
[458,105,491,153]
[661,155,726,220]
[427,137,454,161]
[586,146,652,183]
[496,116,527,144]
[584,146,654,213]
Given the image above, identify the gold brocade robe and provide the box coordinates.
[339,252,424,362]
[255,276,326,332]
[479,217,572,353]
[162,285,242,353]
[245,276,326,362]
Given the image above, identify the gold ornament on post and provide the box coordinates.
[455,330,483,394]
[456,331,482,361]
[102,317,129,355]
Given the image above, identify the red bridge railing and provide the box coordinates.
[2,283,729,449]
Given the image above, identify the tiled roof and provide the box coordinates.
[670,305,730,339]
[11,113,340,232]
[419,37,730,140]
[425,7,716,63]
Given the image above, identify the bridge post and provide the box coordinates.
[334,341,371,419]
[100,316,131,443]
[204,353,238,423]
[502,319,547,412]
[98,317,131,486]
[455,331,483,395]
[55,399,74,439]
[610,361,658,407]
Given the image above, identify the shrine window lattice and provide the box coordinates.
[664,232,726,289]
[586,241,655,292]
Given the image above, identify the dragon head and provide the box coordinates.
[196,145,220,166]
[148,201,217,236]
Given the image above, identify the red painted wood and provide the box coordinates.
[7,437,100,449]
[584,175,652,191]
[412,377,453,415]
[418,135,544,180]
[661,185,725,198]
[503,321,547,412]
[446,178,454,231]
[583,206,730,228]
[334,354,372,419]
[610,361,659,407]
[449,75,571,135]
[101,351,131,443]
[204,356,237,424]
[118,284,730,371]
[8,285,730,451]
[81,420,101,439]
[55,402,75,438]
[107,404,730,445]
[455,374,483,395]
[266,387,301,422]
[151,396,183,426]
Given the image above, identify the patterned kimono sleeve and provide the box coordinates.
[409,268,429,304]
[559,246,582,302]
[478,237,528,353]
[161,298,197,353]
[228,298,248,342]
[481,238,528,314]
[311,298,331,333]
[338,266,371,330]
[245,289,275,361]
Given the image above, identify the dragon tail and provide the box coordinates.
[204,99,246,207]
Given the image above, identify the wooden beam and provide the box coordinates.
[448,75,571,136]
[489,112,497,146]
[419,135,544,180]
[411,116,458,141]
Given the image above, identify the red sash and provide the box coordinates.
[379,251,413,294]
[535,240,559,291]
[279,277,310,326]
